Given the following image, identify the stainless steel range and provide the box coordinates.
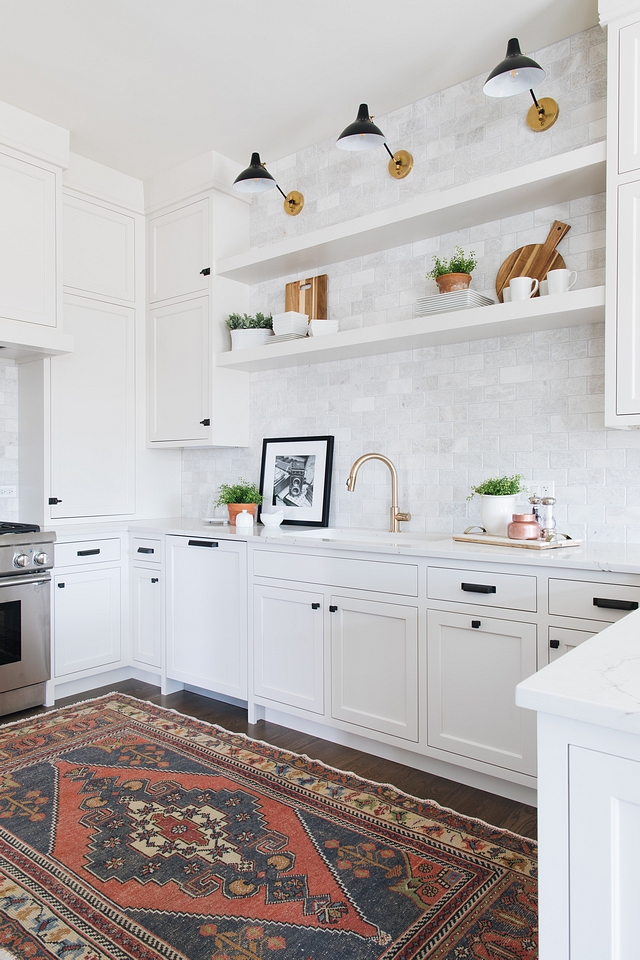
[0,524,55,716]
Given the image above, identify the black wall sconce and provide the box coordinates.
[233,152,304,216]
[483,38,559,132]
[336,103,413,179]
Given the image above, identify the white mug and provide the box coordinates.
[509,276,539,300]
[546,268,578,295]
[539,279,548,297]
[502,286,511,303]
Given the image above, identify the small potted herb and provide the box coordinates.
[215,478,264,525]
[427,246,478,294]
[467,474,527,537]
[226,312,273,351]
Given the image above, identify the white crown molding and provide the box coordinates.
[599,0,640,24]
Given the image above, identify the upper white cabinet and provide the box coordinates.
[0,150,58,327]
[619,20,640,174]
[63,195,135,302]
[614,179,640,416]
[148,198,209,303]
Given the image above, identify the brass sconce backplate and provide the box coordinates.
[388,149,413,179]
[527,97,559,132]
[284,190,304,216]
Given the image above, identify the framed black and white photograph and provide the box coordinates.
[259,436,334,527]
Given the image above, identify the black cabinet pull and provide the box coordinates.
[57,582,65,588]
[188,539,218,548]
[329,605,338,612]
[77,548,100,557]
[471,620,481,628]
[151,578,159,583]
[137,547,154,554]
[593,597,639,611]
[200,418,210,426]
[200,267,211,276]
[461,582,496,594]
[311,602,320,609]
[550,639,560,648]
[48,497,62,505]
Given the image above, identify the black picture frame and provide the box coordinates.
[258,435,334,527]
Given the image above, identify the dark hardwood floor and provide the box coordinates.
[2,679,537,840]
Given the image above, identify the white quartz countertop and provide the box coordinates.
[517,608,640,734]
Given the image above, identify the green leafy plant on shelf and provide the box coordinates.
[427,246,478,279]
[214,479,264,506]
[467,474,527,500]
[226,312,273,330]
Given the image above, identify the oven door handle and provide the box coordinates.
[0,575,51,588]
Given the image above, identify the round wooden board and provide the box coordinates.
[496,245,565,301]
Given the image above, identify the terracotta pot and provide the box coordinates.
[435,272,472,294]
[228,503,258,525]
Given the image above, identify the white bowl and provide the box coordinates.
[260,510,284,527]
[310,319,339,336]
[272,311,309,336]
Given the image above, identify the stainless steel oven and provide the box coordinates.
[0,527,55,716]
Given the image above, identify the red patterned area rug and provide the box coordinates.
[0,694,537,959]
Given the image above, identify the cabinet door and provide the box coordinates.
[253,584,324,714]
[54,567,121,676]
[0,151,57,326]
[63,195,135,301]
[331,595,418,741]
[548,625,597,663]
[50,296,135,518]
[148,199,209,303]
[427,609,537,775]
[132,565,162,668]
[616,180,640,416]
[619,21,640,175]
[165,536,247,698]
[148,297,209,444]
[569,746,640,959]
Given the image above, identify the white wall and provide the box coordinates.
[183,25,630,541]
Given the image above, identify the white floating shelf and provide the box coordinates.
[216,286,605,372]
[216,143,606,285]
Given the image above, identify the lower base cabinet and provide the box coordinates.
[427,609,537,775]
[331,595,419,741]
[132,565,162,669]
[54,567,121,676]
[165,535,247,699]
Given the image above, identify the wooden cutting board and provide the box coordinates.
[285,274,327,319]
[496,220,571,302]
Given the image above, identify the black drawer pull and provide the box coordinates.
[329,605,338,613]
[188,540,218,548]
[57,582,65,588]
[461,582,496,594]
[151,578,159,583]
[593,597,639,611]
[311,602,320,609]
[471,620,481,628]
[77,548,100,557]
[550,639,560,649]
[137,547,154,554]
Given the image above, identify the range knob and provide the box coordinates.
[33,552,49,566]
[14,554,31,568]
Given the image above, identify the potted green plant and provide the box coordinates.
[467,474,527,537]
[427,246,478,294]
[226,312,273,351]
[215,478,264,525]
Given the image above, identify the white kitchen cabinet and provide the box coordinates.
[427,609,537,775]
[63,194,135,302]
[165,535,247,699]
[131,565,162,669]
[49,294,135,518]
[548,625,597,663]
[619,20,640,175]
[54,566,121,676]
[330,594,418,741]
[613,179,640,417]
[253,583,324,714]
[148,198,209,303]
[0,149,58,328]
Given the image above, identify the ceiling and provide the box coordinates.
[0,0,599,181]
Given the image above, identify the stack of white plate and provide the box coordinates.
[310,319,339,336]
[272,311,309,336]
[413,290,495,317]
[271,332,308,343]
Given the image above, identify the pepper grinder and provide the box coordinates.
[540,496,557,539]
[528,494,542,526]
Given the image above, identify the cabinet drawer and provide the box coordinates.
[549,578,640,622]
[55,538,121,567]
[253,550,418,597]
[132,537,162,563]
[428,566,537,612]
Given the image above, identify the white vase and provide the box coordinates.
[480,494,518,537]
[230,328,273,351]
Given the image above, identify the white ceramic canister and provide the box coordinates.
[235,509,254,529]
[480,494,519,537]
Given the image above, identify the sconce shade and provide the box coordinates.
[483,38,546,97]
[233,152,277,194]
[337,103,386,151]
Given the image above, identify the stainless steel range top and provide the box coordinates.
[0,526,55,576]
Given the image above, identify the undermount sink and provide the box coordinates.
[277,528,449,547]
